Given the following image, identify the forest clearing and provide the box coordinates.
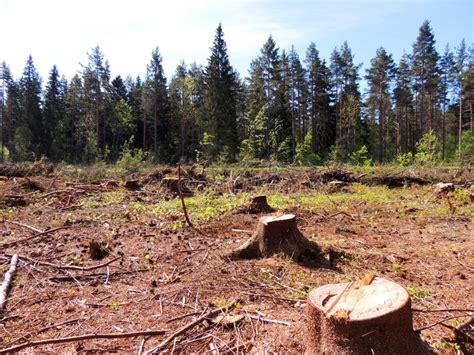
[0,163,472,353]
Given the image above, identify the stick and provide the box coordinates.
[178,164,193,228]
[414,315,461,333]
[0,329,168,353]
[6,220,43,233]
[412,308,474,313]
[1,226,70,248]
[247,315,290,326]
[0,254,18,311]
[145,301,236,354]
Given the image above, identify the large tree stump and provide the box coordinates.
[307,277,424,354]
[228,214,318,260]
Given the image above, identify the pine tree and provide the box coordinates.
[203,24,239,161]
[365,47,396,161]
[63,75,84,162]
[82,46,111,159]
[305,43,332,158]
[439,45,455,159]
[394,53,415,154]
[2,64,21,160]
[330,42,362,158]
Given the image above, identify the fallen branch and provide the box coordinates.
[0,254,18,311]
[247,314,290,326]
[8,254,120,271]
[0,329,168,353]
[0,226,70,248]
[414,315,461,334]
[178,164,193,228]
[145,300,237,354]
[413,308,474,313]
[6,220,43,233]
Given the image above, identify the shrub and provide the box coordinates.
[396,152,414,167]
[415,130,439,165]
[349,145,372,166]
[295,132,320,166]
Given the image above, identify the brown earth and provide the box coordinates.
[0,166,472,354]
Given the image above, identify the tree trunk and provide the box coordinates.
[306,277,426,354]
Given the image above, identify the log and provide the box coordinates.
[228,214,318,260]
[434,182,455,196]
[0,254,18,311]
[161,177,192,196]
[307,277,424,354]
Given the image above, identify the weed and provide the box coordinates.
[109,301,120,311]
[407,286,431,300]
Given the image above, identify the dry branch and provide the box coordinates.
[145,300,237,354]
[0,226,70,248]
[0,254,18,311]
[8,254,120,271]
[0,329,168,353]
[178,164,193,227]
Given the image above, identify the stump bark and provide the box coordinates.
[229,214,318,260]
[307,277,424,354]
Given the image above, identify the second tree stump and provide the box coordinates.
[306,277,424,354]
[229,214,318,260]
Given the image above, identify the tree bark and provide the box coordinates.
[228,214,318,260]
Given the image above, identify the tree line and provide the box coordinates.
[0,20,472,165]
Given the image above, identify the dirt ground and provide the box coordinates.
[0,165,473,354]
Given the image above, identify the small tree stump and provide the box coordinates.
[228,214,318,260]
[249,195,274,213]
[89,241,109,260]
[307,277,423,354]
[161,177,192,196]
[124,179,141,190]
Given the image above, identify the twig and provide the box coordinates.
[5,220,43,233]
[414,315,461,333]
[145,301,237,354]
[247,315,290,326]
[166,311,201,323]
[37,318,81,333]
[413,308,474,313]
[137,336,149,355]
[178,164,193,228]
[8,254,120,271]
[0,329,168,353]
[1,226,70,248]
[0,254,18,311]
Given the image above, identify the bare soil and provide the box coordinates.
[0,166,472,354]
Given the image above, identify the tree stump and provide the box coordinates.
[161,177,192,196]
[228,214,318,260]
[89,241,109,260]
[307,277,423,354]
[249,195,274,213]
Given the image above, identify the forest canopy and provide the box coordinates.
[0,20,473,165]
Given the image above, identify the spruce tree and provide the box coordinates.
[203,24,238,161]
[19,55,43,160]
[43,65,66,160]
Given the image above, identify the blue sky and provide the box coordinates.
[1,0,472,90]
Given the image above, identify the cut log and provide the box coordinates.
[307,277,425,354]
[0,254,18,312]
[228,214,318,260]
